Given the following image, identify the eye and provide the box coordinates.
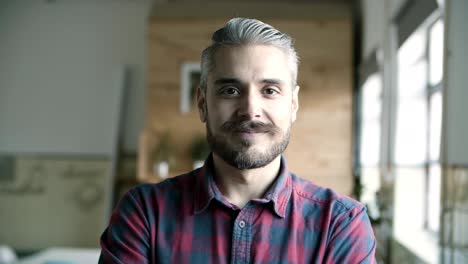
[220,87,240,96]
[263,87,280,96]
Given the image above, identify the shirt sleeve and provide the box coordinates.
[323,205,377,264]
[99,188,152,264]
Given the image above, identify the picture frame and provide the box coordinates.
[180,62,201,113]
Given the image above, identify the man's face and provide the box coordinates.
[197,45,299,169]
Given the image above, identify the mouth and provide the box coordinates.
[234,129,263,133]
[232,130,267,140]
[233,127,271,134]
[222,120,276,135]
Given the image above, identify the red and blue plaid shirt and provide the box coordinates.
[99,156,376,263]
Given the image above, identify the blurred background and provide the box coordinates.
[0,0,466,263]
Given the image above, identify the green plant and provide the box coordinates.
[152,132,171,163]
[190,135,210,161]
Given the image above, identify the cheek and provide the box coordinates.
[268,104,293,124]
[209,101,235,119]
[206,104,229,129]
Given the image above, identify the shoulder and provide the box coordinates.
[128,170,197,196]
[287,175,376,262]
[123,170,198,207]
[289,173,364,216]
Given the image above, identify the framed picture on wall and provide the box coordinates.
[180,62,201,113]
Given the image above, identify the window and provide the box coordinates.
[395,17,444,233]
[360,74,383,168]
[395,28,428,165]
[392,15,444,262]
[426,19,444,232]
[359,73,383,220]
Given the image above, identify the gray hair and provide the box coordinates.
[200,18,299,91]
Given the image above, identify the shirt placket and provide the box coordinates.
[230,204,255,264]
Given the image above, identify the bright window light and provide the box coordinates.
[429,20,444,86]
[359,73,383,220]
[360,73,382,167]
[427,164,441,231]
[429,92,442,161]
[395,98,428,164]
[395,32,428,165]
[398,55,427,98]
[393,13,444,263]
[398,29,426,69]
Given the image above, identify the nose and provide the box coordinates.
[236,90,262,120]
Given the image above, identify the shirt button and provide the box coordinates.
[239,220,246,228]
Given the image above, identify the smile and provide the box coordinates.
[233,129,267,134]
[232,130,268,140]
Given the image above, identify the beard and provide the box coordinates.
[206,119,291,170]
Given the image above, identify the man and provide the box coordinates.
[99,18,376,263]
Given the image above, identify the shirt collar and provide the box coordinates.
[193,154,292,218]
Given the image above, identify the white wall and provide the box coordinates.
[0,0,153,155]
[361,0,406,60]
[361,0,386,59]
[444,0,468,165]
[388,0,407,21]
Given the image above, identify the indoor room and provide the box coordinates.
[0,0,466,263]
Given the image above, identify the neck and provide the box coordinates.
[212,153,281,208]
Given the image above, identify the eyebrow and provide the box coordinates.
[261,78,284,86]
[213,78,285,86]
[214,78,242,85]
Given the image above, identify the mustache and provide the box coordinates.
[221,120,278,133]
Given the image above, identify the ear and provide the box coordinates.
[291,85,300,122]
[196,86,207,123]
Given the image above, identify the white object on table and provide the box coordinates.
[0,245,17,264]
[15,247,100,264]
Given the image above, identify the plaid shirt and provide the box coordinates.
[99,156,376,263]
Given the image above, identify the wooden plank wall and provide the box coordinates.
[144,18,353,195]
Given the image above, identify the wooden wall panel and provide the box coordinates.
[144,18,353,195]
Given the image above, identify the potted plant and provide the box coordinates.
[190,135,210,169]
[151,132,173,178]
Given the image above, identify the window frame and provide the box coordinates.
[423,17,444,234]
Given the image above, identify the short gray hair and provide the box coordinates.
[200,18,299,91]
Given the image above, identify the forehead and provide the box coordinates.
[209,45,292,85]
